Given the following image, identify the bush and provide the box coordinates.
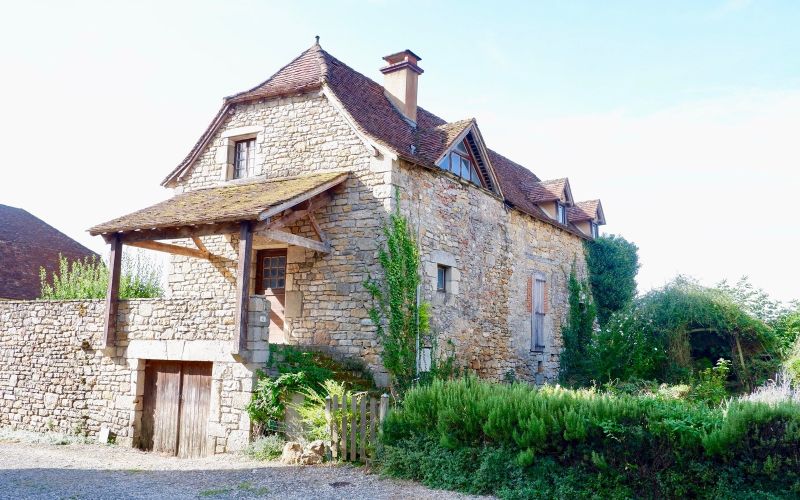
[585,235,639,325]
[245,434,286,461]
[40,252,162,299]
[380,377,800,498]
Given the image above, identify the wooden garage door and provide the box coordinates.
[140,361,212,458]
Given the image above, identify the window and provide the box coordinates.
[590,222,599,238]
[258,251,286,291]
[556,202,567,224]
[233,138,256,179]
[436,265,449,292]
[532,275,546,351]
[437,139,483,186]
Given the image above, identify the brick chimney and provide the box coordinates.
[380,50,423,124]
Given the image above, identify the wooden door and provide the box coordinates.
[141,360,182,455]
[256,249,287,344]
[140,361,212,458]
[177,362,212,458]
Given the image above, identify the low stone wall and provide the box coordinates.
[0,297,268,453]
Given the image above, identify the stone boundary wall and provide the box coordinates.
[0,297,268,452]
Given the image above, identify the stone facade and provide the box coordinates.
[0,297,268,452]
[163,90,589,385]
[394,162,587,383]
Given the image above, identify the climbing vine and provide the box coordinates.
[365,196,430,396]
[559,266,597,387]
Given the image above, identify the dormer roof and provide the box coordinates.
[527,178,573,204]
[568,200,606,225]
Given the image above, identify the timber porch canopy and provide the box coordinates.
[88,171,348,353]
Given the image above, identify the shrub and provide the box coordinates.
[40,252,162,299]
[288,379,348,442]
[688,358,731,406]
[585,235,639,325]
[380,377,800,498]
[245,434,286,461]
[559,268,596,386]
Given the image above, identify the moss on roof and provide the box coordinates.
[89,172,347,235]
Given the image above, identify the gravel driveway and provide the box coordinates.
[0,440,487,500]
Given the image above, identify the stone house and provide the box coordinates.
[0,42,606,457]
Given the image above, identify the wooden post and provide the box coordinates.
[369,397,377,459]
[340,393,347,461]
[350,394,357,462]
[232,222,253,355]
[359,395,367,461]
[330,395,339,460]
[379,393,389,423]
[102,234,122,349]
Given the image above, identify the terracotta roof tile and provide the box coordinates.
[527,178,568,203]
[568,200,604,224]
[90,172,347,235]
[0,205,97,300]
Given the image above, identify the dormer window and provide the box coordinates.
[556,202,567,225]
[590,222,599,238]
[233,138,255,179]
[438,139,482,186]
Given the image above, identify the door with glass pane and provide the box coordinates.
[256,249,287,344]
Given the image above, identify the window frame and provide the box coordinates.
[556,202,567,225]
[437,138,485,187]
[436,265,449,293]
[255,249,287,295]
[233,138,256,179]
[590,222,599,238]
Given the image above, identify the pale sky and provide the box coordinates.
[1,1,798,301]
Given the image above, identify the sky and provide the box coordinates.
[0,0,798,301]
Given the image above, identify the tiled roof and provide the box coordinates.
[527,178,568,203]
[90,172,348,235]
[568,200,604,224]
[0,205,97,300]
[164,43,595,238]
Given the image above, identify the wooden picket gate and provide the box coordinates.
[325,393,389,462]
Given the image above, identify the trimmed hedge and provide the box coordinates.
[380,378,800,498]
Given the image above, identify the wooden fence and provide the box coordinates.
[325,392,389,463]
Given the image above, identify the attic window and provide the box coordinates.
[438,139,482,186]
[233,138,255,179]
[556,202,567,225]
[590,222,599,238]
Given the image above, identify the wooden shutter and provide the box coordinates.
[532,273,547,351]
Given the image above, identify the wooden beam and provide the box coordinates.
[191,236,208,254]
[255,209,308,231]
[110,221,244,244]
[257,174,346,221]
[257,229,331,253]
[307,211,327,243]
[127,240,210,260]
[102,235,122,349]
[233,222,253,355]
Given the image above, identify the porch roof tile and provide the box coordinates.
[89,172,347,236]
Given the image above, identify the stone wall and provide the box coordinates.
[394,161,588,383]
[0,297,269,453]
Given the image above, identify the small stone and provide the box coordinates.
[280,441,303,465]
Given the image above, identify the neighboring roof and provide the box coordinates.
[163,43,597,238]
[0,205,97,300]
[90,172,348,236]
[568,200,605,225]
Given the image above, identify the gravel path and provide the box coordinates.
[0,440,488,500]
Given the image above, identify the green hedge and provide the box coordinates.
[380,378,800,498]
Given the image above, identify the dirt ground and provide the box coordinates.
[0,439,487,499]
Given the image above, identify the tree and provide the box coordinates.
[40,251,163,299]
[585,234,639,325]
[559,267,597,386]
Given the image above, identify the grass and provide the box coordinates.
[197,482,269,498]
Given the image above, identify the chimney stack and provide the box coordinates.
[380,50,423,124]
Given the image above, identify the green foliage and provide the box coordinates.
[689,358,731,406]
[246,345,373,434]
[585,234,640,325]
[288,379,348,441]
[245,434,286,461]
[588,308,666,382]
[364,196,430,395]
[559,267,597,386]
[380,377,800,498]
[39,252,162,299]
